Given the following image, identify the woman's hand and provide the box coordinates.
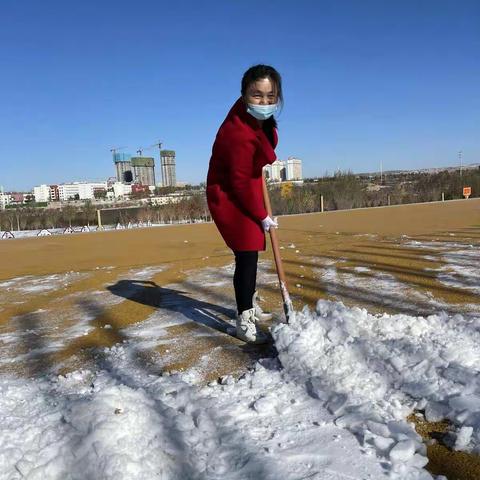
[261,216,278,232]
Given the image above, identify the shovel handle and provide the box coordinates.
[262,174,293,321]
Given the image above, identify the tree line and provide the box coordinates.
[0,196,211,232]
[1,168,478,232]
[268,168,480,215]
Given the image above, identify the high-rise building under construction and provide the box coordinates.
[130,157,156,186]
[114,153,156,186]
[160,150,176,187]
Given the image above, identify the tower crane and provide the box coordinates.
[110,146,127,161]
[110,146,127,155]
[151,140,163,149]
[150,141,163,156]
[136,141,164,156]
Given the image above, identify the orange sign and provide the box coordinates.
[463,186,471,199]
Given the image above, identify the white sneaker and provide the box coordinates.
[253,291,273,321]
[236,308,268,344]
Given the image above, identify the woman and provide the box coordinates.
[206,64,282,344]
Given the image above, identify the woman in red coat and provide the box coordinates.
[207,65,282,343]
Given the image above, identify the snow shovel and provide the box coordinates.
[262,174,294,323]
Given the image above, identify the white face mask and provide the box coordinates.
[247,103,278,120]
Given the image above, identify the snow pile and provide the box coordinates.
[273,300,480,477]
[0,343,390,480]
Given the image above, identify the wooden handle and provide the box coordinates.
[262,174,293,321]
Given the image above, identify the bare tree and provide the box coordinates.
[62,204,77,228]
[44,209,61,229]
[82,200,96,227]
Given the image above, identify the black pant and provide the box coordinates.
[233,250,258,314]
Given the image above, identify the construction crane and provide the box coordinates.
[150,141,163,155]
[136,141,163,156]
[110,146,127,156]
[110,146,128,163]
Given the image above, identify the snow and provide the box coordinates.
[2,302,474,479]
[1,237,480,479]
[437,248,480,294]
[0,348,391,480]
[313,241,480,318]
[0,223,173,240]
[0,271,90,295]
[274,301,480,475]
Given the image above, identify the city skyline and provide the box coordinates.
[1,151,306,192]
[1,156,305,205]
[3,156,480,194]
[1,1,479,191]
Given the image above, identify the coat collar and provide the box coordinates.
[228,97,261,131]
[227,98,277,162]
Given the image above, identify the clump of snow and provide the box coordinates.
[273,300,480,473]
[0,344,390,480]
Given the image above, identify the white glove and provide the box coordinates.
[261,216,278,232]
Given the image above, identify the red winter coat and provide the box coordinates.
[207,98,278,251]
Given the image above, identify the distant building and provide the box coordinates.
[112,182,132,198]
[10,192,25,204]
[0,192,9,208]
[148,191,192,206]
[34,182,107,202]
[131,157,156,186]
[1,191,29,205]
[77,182,108,200]
[265,160,286,182]
[114,153,134,183]
[33,184,50,203]
[263,164,272,180]
[264,157,303,182]
[114,153,156,186]
[131,184,150,196]
[59,184,80,200]
[160,150,176,187]
[274,160,287,181]
[50,185,60,201]
[286,157,303,180]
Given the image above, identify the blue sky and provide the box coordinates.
[1,0,479,191]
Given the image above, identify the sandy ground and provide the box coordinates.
[1,197,480,479]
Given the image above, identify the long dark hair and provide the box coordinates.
[241,64,283,144]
